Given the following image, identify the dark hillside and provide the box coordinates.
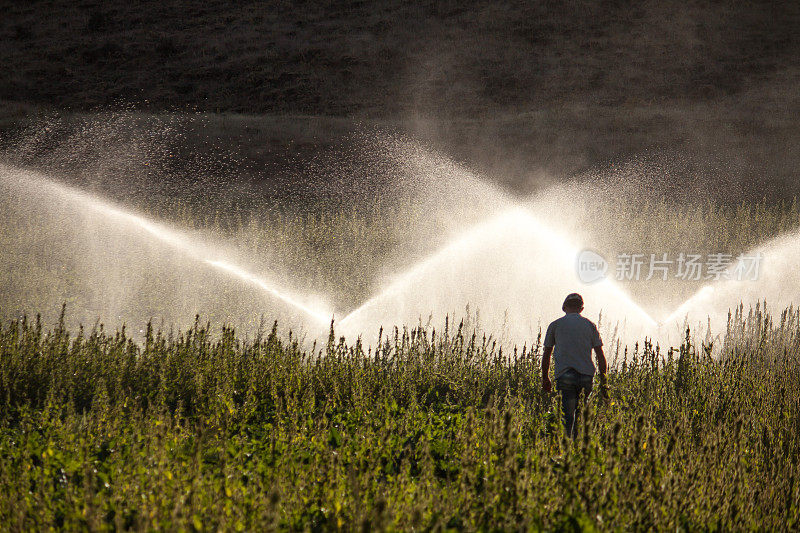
[1,1,798,201]
[1,1,798,115]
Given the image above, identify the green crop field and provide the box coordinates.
[0,304,798,530]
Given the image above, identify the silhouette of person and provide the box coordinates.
[541,293,607,438]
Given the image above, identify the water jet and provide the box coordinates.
[0,163,334,327]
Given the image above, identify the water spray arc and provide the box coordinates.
[204,259,332,323]
[4,159,798,348]
[662,229,800,327]
[338,208,658,341]
[0,163,334,325]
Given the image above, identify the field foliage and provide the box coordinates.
[1,304,798,530]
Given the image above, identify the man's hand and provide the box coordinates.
[542,375,552,393]
[598,374,609,401]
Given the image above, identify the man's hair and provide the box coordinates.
[562,293,584,311]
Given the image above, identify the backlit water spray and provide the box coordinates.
[663,229,800,330]
[4,150,800,350]
[338,208,659,345]
[0,163,334,325]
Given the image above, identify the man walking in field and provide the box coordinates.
[541,293,607,438]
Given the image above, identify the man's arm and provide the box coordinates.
[595,345,607,375]
[542,346,553,392]
[594,345,608,398]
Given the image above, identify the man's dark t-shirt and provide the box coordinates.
[544,313,603,378]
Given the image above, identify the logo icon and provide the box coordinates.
[576,249,608,283]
